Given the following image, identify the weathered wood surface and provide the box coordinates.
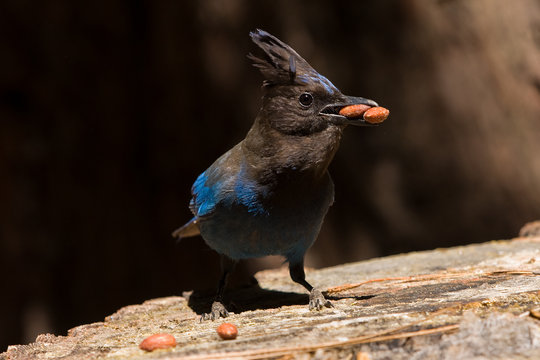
[3,234,540,359]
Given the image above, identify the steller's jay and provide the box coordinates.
[173,29,384,320]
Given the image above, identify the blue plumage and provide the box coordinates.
[173,29,384,320]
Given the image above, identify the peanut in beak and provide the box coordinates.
[339,105,389,124]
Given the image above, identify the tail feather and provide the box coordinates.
[172,217,201,239]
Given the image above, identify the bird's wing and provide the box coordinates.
[172,217,200,239]
[189,146,241,219]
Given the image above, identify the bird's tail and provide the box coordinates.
[172,217,201,241]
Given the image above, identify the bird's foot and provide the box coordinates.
[200,301,229,321]
[309,288,333,310]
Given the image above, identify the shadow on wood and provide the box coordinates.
[186,284,376,316]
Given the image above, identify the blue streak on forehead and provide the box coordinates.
[298,73,339,94]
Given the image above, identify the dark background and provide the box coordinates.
[1,0,540,351]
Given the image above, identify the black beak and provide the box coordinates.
[320,95,379,126]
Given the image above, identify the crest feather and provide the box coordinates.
[248,29,315,86]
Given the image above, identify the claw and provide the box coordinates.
[200,301,229,322]
[309,288,332,310]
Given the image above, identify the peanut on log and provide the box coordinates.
[216,323,238,340]
[139,333,177,351]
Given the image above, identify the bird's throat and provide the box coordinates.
[243,121,343,181]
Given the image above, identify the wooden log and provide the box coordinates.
[3,235,540,359]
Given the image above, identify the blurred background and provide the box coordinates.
[1,0,540,351]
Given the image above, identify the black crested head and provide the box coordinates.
[246,30,379,138]
[248,29,339,136]
[243,29,384,178]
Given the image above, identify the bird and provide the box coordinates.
[173,29,384,320]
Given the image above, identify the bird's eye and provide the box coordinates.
[299,92,313,107]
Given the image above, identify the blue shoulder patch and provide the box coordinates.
[191,171,217,217]
[191,157,269,217]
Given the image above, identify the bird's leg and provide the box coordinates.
[289,259,332,310]
[201,255,236,321]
